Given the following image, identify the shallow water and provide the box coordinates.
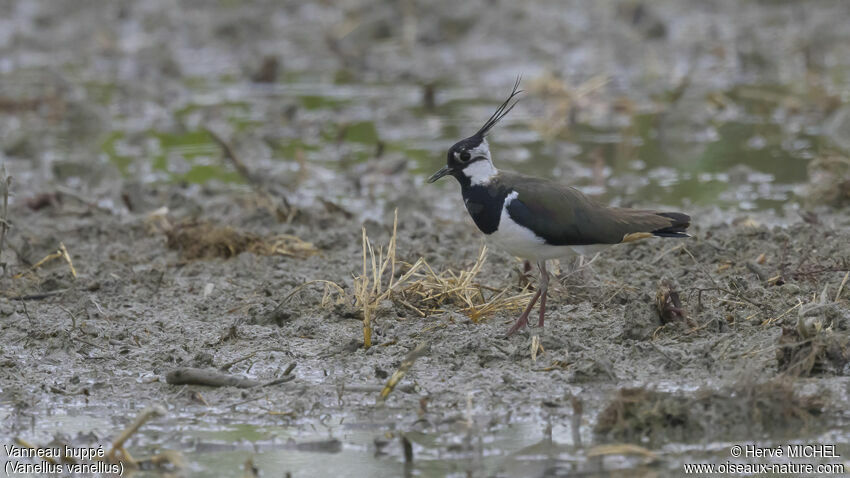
[4,2,849,214]
[86,74,825,212]
[4,398,849,476]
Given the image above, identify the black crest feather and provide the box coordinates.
[474,75,523,137]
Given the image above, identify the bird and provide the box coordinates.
[427,78,691,337]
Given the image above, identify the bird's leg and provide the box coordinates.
[505,288,542,337]
[536,260,549,328]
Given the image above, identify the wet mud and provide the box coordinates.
[2,0,850,476]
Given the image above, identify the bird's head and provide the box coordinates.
[428,78,522,186]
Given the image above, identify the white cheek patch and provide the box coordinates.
[463,159,497,185]
[468,140,490,159]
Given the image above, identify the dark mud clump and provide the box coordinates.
[805,155,850,208]
[595,379,827,447]
[777,301,850,376]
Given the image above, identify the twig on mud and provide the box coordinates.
[6,289,69,301]
[777,238,790,279]
[73,335,107,351]
[794,266,850,278]
[531,335,542,361]
[397,298,426,317]
[89,295,105,315]
[339,383,416,394]
[379,341,428,403]
[205,127,257,185]
[107,405,167,465]
[54,184,113,214]
[217,348,288,372]
[791,248,813,277]
[19,299,34,328]
[745,261,769,281]
[649,341,684,367]
[685,316,721,335]
[0,163,10,275]
[728,336,800,361]
[682,247,720,289]
[836,271,850,302]
[11,242,76,279]
[260,375,297,387]
[690,287,766,315]
[227,396,266,409]
[401,434,414,464]
[59,243,76,278]
[761,299,803,327]
[206,127,295,222]
[219,352,257,371]
[651,243,684,264]
[602,283,634,304]
[280,279,346,305]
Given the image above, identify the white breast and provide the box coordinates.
[489,191,579,261]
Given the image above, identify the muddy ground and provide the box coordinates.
[2,0,850,476]
[2,179,849,476]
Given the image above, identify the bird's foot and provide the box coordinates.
[506,290,542,337]
[505,311,531,337]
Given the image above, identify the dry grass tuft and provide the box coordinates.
[353,210,424,348]
[164,220,317,260]
[287,210,532,349]
[397,245,533,322]
[776,320,849,377]
[352,212,533,347]
[529,72,611,138]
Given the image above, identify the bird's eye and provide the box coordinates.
[460,151,471,162]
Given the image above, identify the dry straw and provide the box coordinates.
[353,210,425,348]
[291,209,536,349]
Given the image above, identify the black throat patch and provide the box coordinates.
[460,182,510,235]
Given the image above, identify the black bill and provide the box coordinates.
[427,166,452,183]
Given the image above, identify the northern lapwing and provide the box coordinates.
[428,79,691,337]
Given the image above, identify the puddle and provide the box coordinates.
[90,78,822,212]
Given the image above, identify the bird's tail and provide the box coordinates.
[614,209,692,243]
[651,212,691,238]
